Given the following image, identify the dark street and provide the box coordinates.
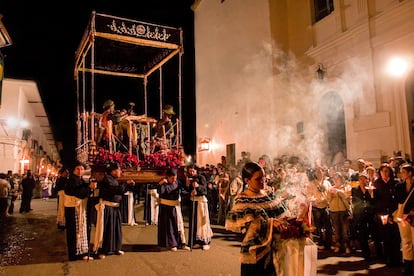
[0,198,406,275]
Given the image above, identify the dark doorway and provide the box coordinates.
[226,143,236,168]
[319,92,346,164]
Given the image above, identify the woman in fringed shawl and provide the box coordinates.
[395,163,414,274]
[225,162,289,276]
[64,162,96,261]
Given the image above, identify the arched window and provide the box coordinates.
[312,0,334,23]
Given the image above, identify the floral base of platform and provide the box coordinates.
[88,146,182,184]
[91,167,165,183]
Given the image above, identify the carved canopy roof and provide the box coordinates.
[74,11,183,79]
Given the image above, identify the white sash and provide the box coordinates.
[93,199,120,252]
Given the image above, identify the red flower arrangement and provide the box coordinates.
[280,218,315,240]
[139,149,184,169]
[91,147,184,170]
[91,147,139,169]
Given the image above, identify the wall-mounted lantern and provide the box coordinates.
[316,63,326,81]
[199,137,211,152]
[0,14,12,48]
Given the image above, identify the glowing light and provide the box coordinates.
[186,155,192,162]
[6,117,18,127]
[20,120,29,128]
[387,57,409,77]
[185,155,192,166]
[380,214,388,225]
[5,117,29,128]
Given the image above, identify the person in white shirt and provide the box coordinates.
[307,167,333,250]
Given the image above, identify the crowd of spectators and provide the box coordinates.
[0,169,60,222]
[189,151,413,271]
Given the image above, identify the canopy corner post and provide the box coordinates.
[159,66,163,119]
[144,76,148,115]
[178,28,184,146]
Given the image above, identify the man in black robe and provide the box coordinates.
[64,162,96,261]
[184,165,213,250]
[19,170,36,213]
[157,168,181,251]
[93,161,135,258]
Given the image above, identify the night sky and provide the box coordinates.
[0,1,196,165]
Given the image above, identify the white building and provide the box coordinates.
[193,0,414,168]
[0,78,59,175]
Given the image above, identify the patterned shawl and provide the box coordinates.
[225,188,289,264]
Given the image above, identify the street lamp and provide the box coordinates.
[0,117,30,174]
[386,56,413,159]
[0,14,13,48]
[387,57,409,77]
[316,63,327,81]
[0,117,29,135]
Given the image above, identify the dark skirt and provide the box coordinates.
[157,203,179,248]
[100,205,123,254]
